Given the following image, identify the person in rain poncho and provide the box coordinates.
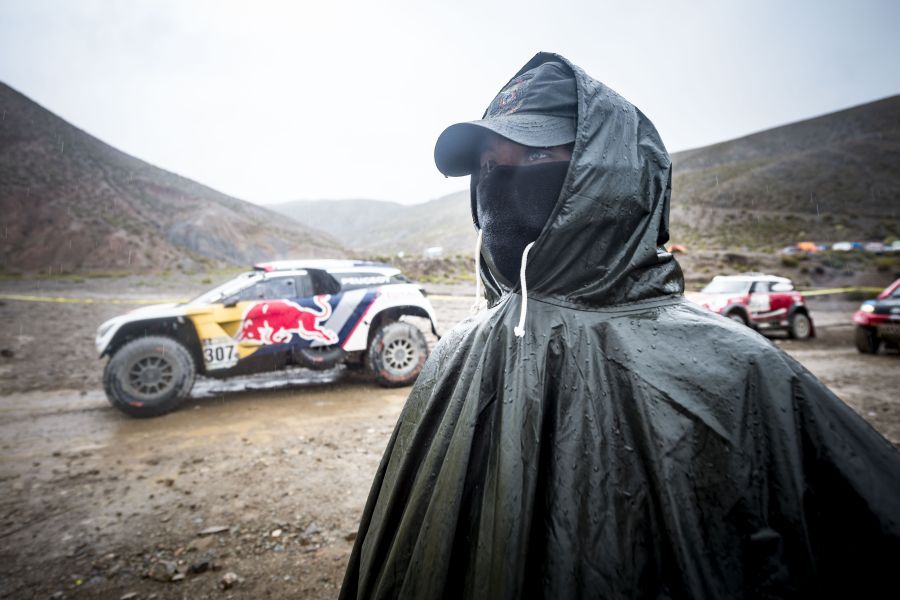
[341,52,900,599]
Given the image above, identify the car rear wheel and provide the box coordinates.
[788,312,812,339]
[855,326,881,354]
[103,336,196,418]
[368,322,428,387]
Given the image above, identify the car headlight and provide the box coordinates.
[707,297,728,310]
[860,304,875,313]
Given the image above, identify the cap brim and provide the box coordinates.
[434,114,575,177]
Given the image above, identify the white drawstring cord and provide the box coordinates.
[471,229,485,315]
[513,241,535,338]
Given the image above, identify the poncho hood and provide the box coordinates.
[475,52,683,309]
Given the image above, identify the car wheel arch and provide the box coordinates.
[366,305,434,348]
[724,307,750,325]
[106,318,203,373]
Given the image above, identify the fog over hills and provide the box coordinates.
[273,95,900,256]
[270,191,474,257]
[0,83,345,273]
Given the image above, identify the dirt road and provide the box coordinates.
[1,276,897,599]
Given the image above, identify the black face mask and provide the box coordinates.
[475,161,569,285]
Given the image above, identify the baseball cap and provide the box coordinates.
[434,61,577,177]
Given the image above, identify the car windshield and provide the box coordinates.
[185,271,262,305]
[701,279,752,294]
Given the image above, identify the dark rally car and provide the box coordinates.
[853,278,900,354]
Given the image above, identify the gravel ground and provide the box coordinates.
[0,275,896,599]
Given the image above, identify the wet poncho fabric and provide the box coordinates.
[341,53,900,599]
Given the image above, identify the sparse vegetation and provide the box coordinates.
[780,255,801,268]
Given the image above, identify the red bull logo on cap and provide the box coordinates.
[238,295,338,345]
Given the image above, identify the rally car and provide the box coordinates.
[688,274,815,339]
[853,278,900,354]
[96,260,440,417]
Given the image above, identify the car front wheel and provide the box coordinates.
[788,312,812,339]
[855,326,881,354]
[726,311,748,326]
[368,322,428,387]
[103,336,196,418]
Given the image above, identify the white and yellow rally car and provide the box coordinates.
[96,260,440,417]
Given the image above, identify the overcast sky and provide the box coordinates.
[1,0,898,205]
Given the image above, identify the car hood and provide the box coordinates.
[686,292,737,305]
[95,303,189,355]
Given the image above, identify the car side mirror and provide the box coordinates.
[224,300,238,308]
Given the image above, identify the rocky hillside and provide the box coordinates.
[272,96,900,256]
[670,95,900,250]
[0,83,345,273]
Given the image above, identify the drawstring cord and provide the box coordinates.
[513,241,535,338]
[471,232,535,337]
[471,229,486,315]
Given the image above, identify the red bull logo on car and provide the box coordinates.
[238,295,338,345]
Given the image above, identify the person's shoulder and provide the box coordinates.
[660,299,791,358]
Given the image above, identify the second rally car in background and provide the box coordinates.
[96,260,440,418]
[688,273,815,339]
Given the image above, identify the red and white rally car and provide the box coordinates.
[853,278,900,354]
[96,260,440,418]
[688,274,815,339]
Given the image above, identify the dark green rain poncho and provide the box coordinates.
[341,53,900,599]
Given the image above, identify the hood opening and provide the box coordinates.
[469,52,683,310]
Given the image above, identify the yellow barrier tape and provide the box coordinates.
[0,294,187,305]
[798,287,884,297]
[0,287,884,307]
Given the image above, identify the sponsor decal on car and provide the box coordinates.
[238,295,338,346]
[340,276,390,286]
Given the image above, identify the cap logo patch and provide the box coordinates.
[487,73,534,117]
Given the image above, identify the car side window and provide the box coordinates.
[295,274,313,298]
[308,269,341,295]
[236,282,265,301]
[751,282,769,293]
[263,277,298,299]
[770,282,795,293]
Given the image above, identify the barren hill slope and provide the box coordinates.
[0,83,345,273]
[669,95,900,249]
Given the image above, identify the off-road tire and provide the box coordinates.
[294,345,345,371]
[726,311,748,326]
[103,336,196,418]
[788,312,812,339]
[368,322,428,387]
[855,326,881,354]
